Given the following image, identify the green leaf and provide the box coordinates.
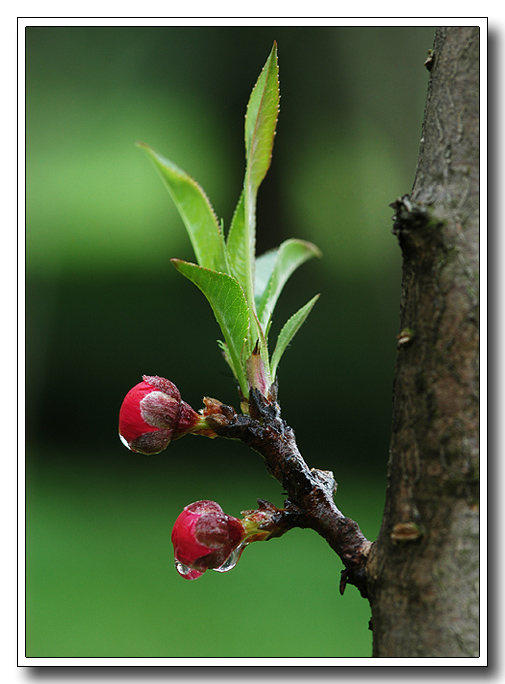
[226,189,249,292]
[254,247,280,303]
[270,294,320,381]
[138,142,228,273]
[171,259,251,395]
[244,42,280,191]
[256,239,321,331]
[241,42,280,309]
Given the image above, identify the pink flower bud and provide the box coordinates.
[119,375,208,455]
[171,500,246,579]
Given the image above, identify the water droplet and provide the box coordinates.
[175,561,203,580]
[213,543,247,573]
[119,433,131,450]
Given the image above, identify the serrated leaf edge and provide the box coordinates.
[270,294,320,380]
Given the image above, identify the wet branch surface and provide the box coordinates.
[204,387,372,597]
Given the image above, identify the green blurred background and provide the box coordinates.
[25,25,435,658]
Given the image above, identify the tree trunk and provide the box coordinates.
[366,27,480,657]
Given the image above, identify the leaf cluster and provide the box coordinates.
[138,44,320,402]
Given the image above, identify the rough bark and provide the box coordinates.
[204,389,372,597]
[366,27,480,657]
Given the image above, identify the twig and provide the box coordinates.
[203,388,372,597]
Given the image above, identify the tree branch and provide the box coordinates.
[203,387,372,597]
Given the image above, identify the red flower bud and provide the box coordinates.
[119,375,208,455]
[171,500,246,580]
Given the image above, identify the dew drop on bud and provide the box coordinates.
[213,543,246,573]
[175,560,192,576]
[119,434,132,450]
[175,560,203,580]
